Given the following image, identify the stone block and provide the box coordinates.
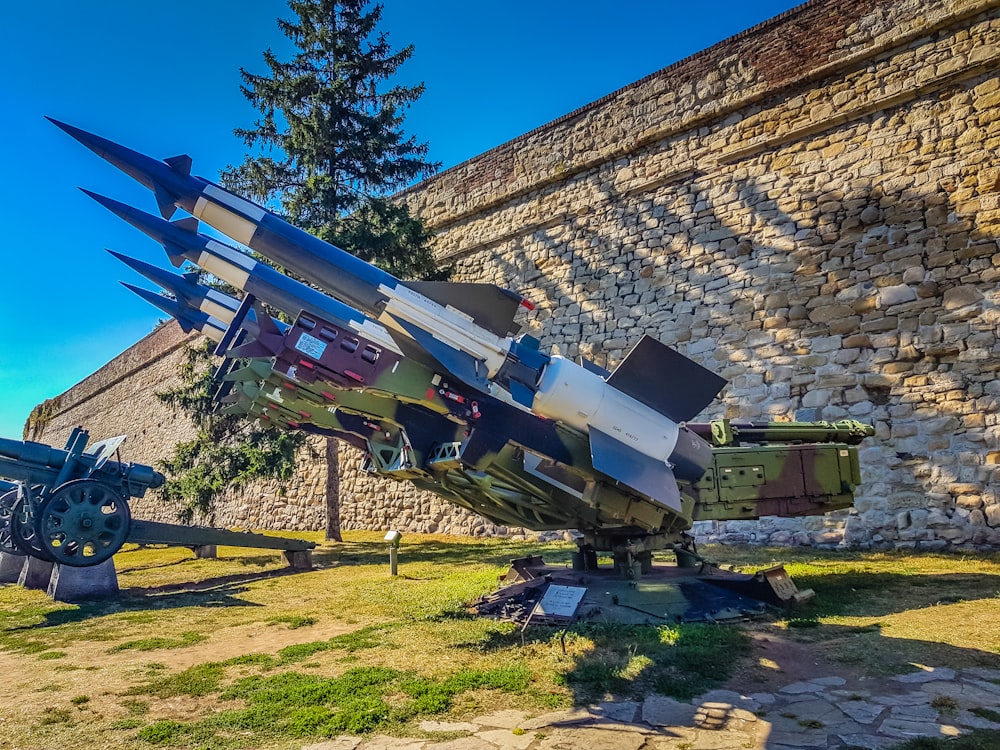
[47,559,119,602]
[18,556,54,590]
[0,552,26,583]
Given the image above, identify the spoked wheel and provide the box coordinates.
[0,487,23,556]
[36,479,131,567]
[10,486,55,562]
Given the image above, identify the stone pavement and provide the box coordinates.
[303,666,1000,750]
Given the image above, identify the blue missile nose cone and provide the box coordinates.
[84,190,202,267]
[48,117,198,219]
[108,250,193,298]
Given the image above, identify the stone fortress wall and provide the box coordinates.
[32,0,1000,549]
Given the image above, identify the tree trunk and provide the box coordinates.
[325,437,342,542]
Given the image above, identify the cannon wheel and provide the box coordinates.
[10,487,55,562]
[0,487,23,556]
[36,479,131,567]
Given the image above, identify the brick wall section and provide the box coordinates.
[31,0,1000,549]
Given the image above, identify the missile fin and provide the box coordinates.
[588,427,682,513]
[172,216,199,233]
[606,335,726,423]
[164,154,193,175]
[163,242,187,268]
[387,314,491,392]
[154,183,178,220]
[405,281,524,337]
[579,357,611,379]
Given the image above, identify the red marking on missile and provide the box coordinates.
[283,382,296,390]
[520,298,535,311]
[298,411,311,419]
[471,401,481,419]
[345,370,364,382]
[442,390,466,404]
[364,421,381,431]
[288,420,300,428]
[321,391,337,401]
[425,387,437,401]
[299,359,314,369]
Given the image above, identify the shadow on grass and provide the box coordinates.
[785,571,1000,619]
[311,539,575,569]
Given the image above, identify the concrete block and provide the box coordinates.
[18,556,54,590]
[47,559,119,602]
[0,552,26,583]
[284,550,313,571]
[194,545,218,559]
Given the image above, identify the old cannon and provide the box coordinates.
[0,427,163,566]
[1,428,316,576]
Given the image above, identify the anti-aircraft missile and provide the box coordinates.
[87,191,405,362]
[110,249,239,323]
[120,282,228,341]
[55,118,729,513]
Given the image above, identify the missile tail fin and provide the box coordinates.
[606,335,726,423]
[579,357,611,378]
[405,281,524,337]
[164,154,193,176]
[588,427,682,513]
[172,216,199,233]
[154,183,177,220]
[387,314,491,392]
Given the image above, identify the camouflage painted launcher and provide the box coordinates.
[48,120,879,560]
[0,428,314,567]
[688,419,875,523]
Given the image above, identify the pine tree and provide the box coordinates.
[200,0,442,540]
[222,0,441,279]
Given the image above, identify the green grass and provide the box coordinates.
[0,535,998,750]
[969,707,1000,723]
[127,663,537,746]
[883,730,1000,749]
[108,630,207,653]
[559,622,749,701]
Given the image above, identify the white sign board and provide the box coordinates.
[533,585,587,619]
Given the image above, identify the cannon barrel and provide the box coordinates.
[0,432,164,495]
[686,419,876,447]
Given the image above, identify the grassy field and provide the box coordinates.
[0,533,998,749]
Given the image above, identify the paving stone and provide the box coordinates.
[534,726,648,750]
[476,728,535,749]
[418,721,479,733]
[966,679,1000,696]
[962,668,1000,681]
[748,692,776,705]
[873,693,932,706]
[890,703,942,722]
[765,729,827,747]
[423,737,487,750]
[362,738,426,750]
[836,699,886,724]
[641,695,697,727]
[698,689,760,711]
[836,733,899,749]
[879,717,956,739]
[520,708,593,731]
[302,739,362,750]
[779,680,826,695]
[957,710,1000,730]
[923,680,1000,706]
[472,710,530,729]
[894,667,956,684]
[592,701,640,722]
[776,697,841,723]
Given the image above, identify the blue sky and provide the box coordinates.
[0,0,802,440]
